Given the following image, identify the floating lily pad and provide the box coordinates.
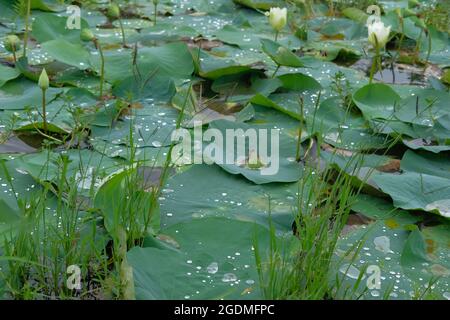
[373,172,450,218]
[128,217,278,299]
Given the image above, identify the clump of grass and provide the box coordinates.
[13,0,31,58]
[255,156,357,299]
[0,152,109,299]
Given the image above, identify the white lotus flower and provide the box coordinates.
[265,7,287,32]
[367,20,391,49]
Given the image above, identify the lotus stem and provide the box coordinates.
[94,39,105,99]
[369,45,380,84]
[118,18,126,48]
[42,89,47,132]
[272,65,280,78]
[12,49,17,64]
[154,3,157,25]
[274,31,279,41]
[295,96,305,162]
[425,28,432,67]
[23,0,31,58]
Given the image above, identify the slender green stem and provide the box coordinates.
[328,0,334,16]
[310,90,321,135]
[12,48,17,64]
[392,17,404,64]
[154,4,157,25]
[274,31,279,42]
[295,96,304,162]
[425,28,432,66]
[414,28,423,63]
[377,51,382,77]
[23,0,31,58]
[118,18,126,47]
[94,39,105,99]
[369,46,380,84]
[272,65,280,78]
[42,89,47,132]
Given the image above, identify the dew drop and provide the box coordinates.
[207,262,218,274]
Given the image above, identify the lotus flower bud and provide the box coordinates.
[80,28,95,42]
[107,3,120,19]
[408,0,420,8]
[4,35,21,53]
[38,68,49,91]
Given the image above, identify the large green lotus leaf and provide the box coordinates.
[13,150,124,195]
[90,139,170,165]
[401,150,450,180]
[138,43,194,78]
[249,104,300,133]
[54,68,101,92]
[394,89,450,127]
[318,18,366,40]
[112,19,152,30]
[214,22,302,52]
[0,88,98,133]
[41,39,91,70]
[159,14,233,38]
[171,86,256,126]
[89,42,193,83]
[353,84,402,120]
[128,217,282,299]
[251,92,322,120]
[206,119,302,184]
[323,128,392,151]
[0,135,36,154]
[418,26,449,55]
[90,106,179,148]
[372,172,450,218]
[193,49,254,80]
[29,0,62,12]
[94,167,160,236]
[293,59,367,92]
[0,79,62,110]
[305,41,362,62]
[233,0,284,10]
[112,74,176,102]
[277,72,322,92]
[351,194,422,226]
[214,25,262,49]
[0,0,17,22]
[210,74,281,101]
[91,27,139,45]
[31,13,89,44]
[0,158,46,239]
[90,120,174,148]
[341,7,369,24]
[88,50,133,83]
[319,151,394,192]
[432,115,450,140]
[137,24,198,43]
[0,65,20,88]
[334,221,449,300]
[261,39,306,68]
[160,164,298,231]
[402,137,450,154]
[306,97,366,134]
